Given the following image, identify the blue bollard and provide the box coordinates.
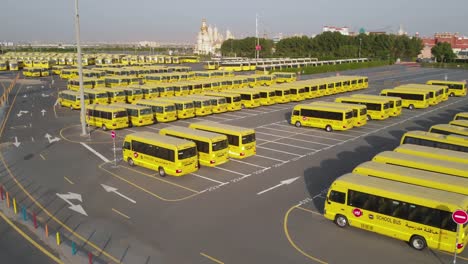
[22,206,27,221]
[72,241,77,255]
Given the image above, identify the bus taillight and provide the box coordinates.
[240,152,245,157]
[457,243,464,249]
[176,169,182,174]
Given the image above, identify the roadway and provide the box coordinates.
[0,65,467,263]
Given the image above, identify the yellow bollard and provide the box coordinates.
[6,192,9,208]
[45,224,49,238]
[13,198,17,214]
[56,232,61,245]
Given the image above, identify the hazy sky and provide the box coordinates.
[1,0,467,43]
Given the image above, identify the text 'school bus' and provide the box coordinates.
[291,104,354,132]
[380,88,430,110]
[450,120,468,128]
[394,144,468,165]
[426,80,467,97]
[268,86,292,104]
[310,101,367,127]
[353,161,468,195]
[204,92,242,112]
[324,173,468,253]
[112,103,154,127]
[85,104,129,131]
[224,89,261,108]
[429,124,468,137]
[335,97,390,120]
[83,89,109,105]
[372,151,468,178]
[58,90,90,110]
[122,132,198,177]
[350,94,402,117]
[189,121,256,159]
[133,99,177,123]
[250,87,277,106]
[154,97,196,119]
[454,112,468,121]
[394,85,442,106]
[159,126,229,167]
[400,130,468,153]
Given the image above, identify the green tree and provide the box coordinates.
[431,42,456,62]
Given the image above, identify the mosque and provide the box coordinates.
[194,19,235,55]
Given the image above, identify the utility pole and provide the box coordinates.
[74,0,87,136]
[256,13,260,60]
[359,38,362,58]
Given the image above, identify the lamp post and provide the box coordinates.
[359,38,362,58]
[74,0,87,136]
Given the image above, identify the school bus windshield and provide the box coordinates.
[242,133,256,144]
[165,105,175,112]
[140,108,152,115]
[178,147,197,160]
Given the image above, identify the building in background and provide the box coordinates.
[322,26,349,36]
[195,18,234,55]
[420,32,468,59]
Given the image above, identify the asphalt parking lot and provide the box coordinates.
[0,65,467,263]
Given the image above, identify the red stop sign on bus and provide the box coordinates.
[352,208,363,217]
[452,210,468,225]
[111,131,116,139]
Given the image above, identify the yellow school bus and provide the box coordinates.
[156,84,175,97]
[134,99,177,123]
[67,78,94,91]
[23,67,49,77]
[291,104,354,132]
[373,151,468,178]
[83,89,109,105]
[160,126,229,167]
[60,68,78,79]
[122,132,198,177]
[300,82,321,99]
[112,103,154,127]
[272,72,297,83]
[203,61,220,70]
[189,121,256,159]
[136,85,160,99]
[426,80,467,97]
[250,87,277,106]
[183,96,213,117]
[350,94,402,117]
[429,124,468,137]
[400,130,468,153]
[453,112,468,121]
[450,120,468,128]
[121,86,144,103]
[289,85,308,102]
[335,97,390,120]
[58,90,90,110]
[324,173,468,253]
[155,97,196,119]
[310,101,367,127]
[394,144,468,165]
[353,161,468,195]
[201,95,228,113]
[105,76,131,88]
[225,89,261,108]
[172,83,192,97]
[380,89,429,110]
[204,92,242,112]
[94,88,127,104]
[85,104,129,130]
[395,85,442,106]
[269,86,292,103]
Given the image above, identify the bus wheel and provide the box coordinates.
[449,93,454,97]
[408,104,414,110]
[158,167,166,177]
[295,121,302,127]
[410,235,426,250]
[366,115,371,121]
[102,125,108,131]
[325,125,333,132]
[334,214,348,227]
[241,104,245,109]
[127,158,134,167]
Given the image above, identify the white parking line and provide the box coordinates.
[256,131,282,138]
[204,115,231,120]
[244,108,266,113]
[126,128,138,133]
[175,120,194,124]
[258,127,331,146]
[221,113,241,118]
[229,159,268,169]
[271,123,355,139]
[144,126,161,131]
[257,146,302,156]
[80,142,110,163]
[254,154,288,162]
[259,140,317,151]
[191,173,227,185]
[212,166,247,176]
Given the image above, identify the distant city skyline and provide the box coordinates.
[1,0,467,43]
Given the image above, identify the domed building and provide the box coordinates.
[195,19,234,55]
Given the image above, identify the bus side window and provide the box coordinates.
[329,190,345,204]
[123,141,130,150]
[292,110,300,116]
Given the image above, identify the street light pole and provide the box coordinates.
[74,0,87,136]
[359,38,362,58]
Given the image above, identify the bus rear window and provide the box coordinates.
[113,111,127,118]
[242,133,256,144]
[345,111,353,119]
[212,139,228,151]
[178,147,197,160]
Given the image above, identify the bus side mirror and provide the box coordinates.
[326,197,331,204]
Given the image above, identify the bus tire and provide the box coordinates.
[408,104,414,110]
[409,235,426,250]
[127,158,134,167]
[325,125,333,132]
[295,121,302,127]
[158,167,166,177]
[102,125,108,131]
[334,214,348,228]
[241,104,245,109]
[449,93,454,97]
[367,115,371,121]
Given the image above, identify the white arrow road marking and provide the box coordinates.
[41,109,46,116]
[44,133,60,143]
[56,192,87,216]
[16,110,29,117]
[257,177,300,195]
[23,94,27,98]
[41,93,50,97]
[13,137,20,147]
[101,184,136,204]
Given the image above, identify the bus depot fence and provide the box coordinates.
[0,73,19,106]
